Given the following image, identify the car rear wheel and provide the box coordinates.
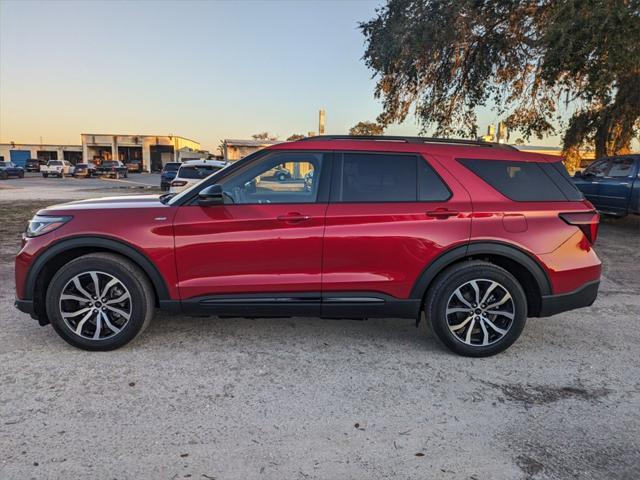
[424,261,527,357]
[277,172,287,181]
[42,173,48,178]
[45,253,155,351]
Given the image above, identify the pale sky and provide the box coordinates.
[1,0,555,152]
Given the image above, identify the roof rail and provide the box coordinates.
[297,135,517,150]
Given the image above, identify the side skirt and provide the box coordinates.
[175,292,421,320]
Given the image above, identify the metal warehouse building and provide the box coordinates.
[0,143,82,167]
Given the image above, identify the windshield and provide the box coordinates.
[179,165,223,179]
[102,161,118,167]
[49,161,62,166]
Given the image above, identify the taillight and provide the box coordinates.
[559,211,600,244]
[171,180,187,187]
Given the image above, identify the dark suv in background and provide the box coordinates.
[15,136,601,356]
[160,162,182,190]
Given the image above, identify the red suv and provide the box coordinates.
[14,136,601,356]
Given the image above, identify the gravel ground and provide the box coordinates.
[0,192,638,480]
[0,173,161,201]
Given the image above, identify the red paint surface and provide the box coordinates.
[15,140,602,303]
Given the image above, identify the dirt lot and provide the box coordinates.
[0,193,638,480]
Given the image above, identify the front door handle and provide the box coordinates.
[426,208,459,219]
[277,213,311,223]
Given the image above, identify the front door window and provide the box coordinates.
[222,152,322,204]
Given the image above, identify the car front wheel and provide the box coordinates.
[424,261,527,357]
[45,253,155,351]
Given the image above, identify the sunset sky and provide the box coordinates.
[1,0,557,152]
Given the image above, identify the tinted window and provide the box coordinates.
[544,162,584,201]
[418,159,451,201]
[223,152,323,204]
[102,161,118,167]
[459,159,571,201]
[164,163,181,172]
[179,165,222,179]
[607,157,635,177]
[49,161,62,166]
[336,153,417,202]
[584,159,609,177]
[0,162,8,167]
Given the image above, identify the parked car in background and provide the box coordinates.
[573,154,640,217]
[169,159,228,193]
[26,159,44,172]
[126,159,143,173]
[41,160,72,178]
[160,162,182,191]
[0,161,25,179]
[73,163,97,178]
[15,136,601,356]
[95,160,128,179]
[264,165,292,181]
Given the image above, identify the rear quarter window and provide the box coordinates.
[458,158,583,202]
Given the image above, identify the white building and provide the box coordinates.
[222,139,281,161]
[81,133,201,172]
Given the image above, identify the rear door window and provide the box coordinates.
[333,153,417,202]
[459,158,583,201]
[606,157,635,177]
[418,158,451,201]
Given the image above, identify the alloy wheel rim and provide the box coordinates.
[445,279,515,347]
[59,271,132,340]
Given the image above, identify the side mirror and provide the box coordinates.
[198,184,224,206]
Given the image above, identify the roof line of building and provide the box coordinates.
[0,143,82,148]
[80,133,199,143]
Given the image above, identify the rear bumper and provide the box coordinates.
[538,280,599,317]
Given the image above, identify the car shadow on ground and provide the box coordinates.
[141,311,445,353]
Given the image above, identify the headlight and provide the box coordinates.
[26,215,72,238]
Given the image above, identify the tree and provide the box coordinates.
[360,0,640,159]
[252,132,278,141]
[287,134,305,141]
[349,121,385,136]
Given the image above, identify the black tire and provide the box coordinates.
[424,261,527,357]
[43,173,48,178]
[45,253,155,351]
[277,172,287,181]
[18,171,24,178]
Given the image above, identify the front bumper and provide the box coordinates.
[538,280,600,317]
[15,298,36,317]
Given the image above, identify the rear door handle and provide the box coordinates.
[277,213,311,223]
[426,208,459,219]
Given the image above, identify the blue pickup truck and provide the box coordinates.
[573,155,640,217]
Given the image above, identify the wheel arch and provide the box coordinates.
[410,241,552,317]
[25,236,171,324]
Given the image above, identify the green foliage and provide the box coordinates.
[361,0,640,156]
[349,121,385,136]
[252,132,278,141]
[287,134,305,141]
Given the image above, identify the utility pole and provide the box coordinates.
[318,109,325,135]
